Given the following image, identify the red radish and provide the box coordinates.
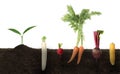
[57,43,63,56]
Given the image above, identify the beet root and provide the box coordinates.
[92,48,101,59]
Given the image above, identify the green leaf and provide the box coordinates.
[90,11,101,15]
[97,30,104,34]
[23,26,36,34]
[62,14,72,22]
[67,5,75,16]
[8,28,21,35]
[97,30,104,39]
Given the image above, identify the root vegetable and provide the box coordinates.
[41,36,47,71]
[109,42,115,65]
[92,30,103,60]
[67,46,79,63]
[57,43,63,56]
[62,5,101,64]
[77,46,84,64]
[92,48,101,60]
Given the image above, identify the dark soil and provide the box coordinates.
[0,45,41,74]
[0,44,120,74]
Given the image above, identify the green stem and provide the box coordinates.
[76,30,80,46]
[81,34,83,46]
[58,43,62,48]
[76,24,84,46]
[21,35,23,44]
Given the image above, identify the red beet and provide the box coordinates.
[92,48,101,59]
[93,31,101,59]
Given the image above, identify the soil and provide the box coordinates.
[0,44,120,74]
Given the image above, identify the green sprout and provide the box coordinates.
[62,5,101,46]
[97,30,104,39]
[8,26,36,44]
[42,36,46,42]
[58,43,63,48]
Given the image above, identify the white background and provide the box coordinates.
[0,0,120,49]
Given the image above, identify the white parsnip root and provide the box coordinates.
[41,36,47,71]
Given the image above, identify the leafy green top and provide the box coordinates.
[62,5,101,46]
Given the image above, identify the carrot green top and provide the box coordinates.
[62,5,101,46]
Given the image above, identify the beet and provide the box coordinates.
[92,31,102,59]
[92,48,101,59]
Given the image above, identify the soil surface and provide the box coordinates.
[0,44,120,74]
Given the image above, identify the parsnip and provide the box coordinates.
[109,42,115,65]
[41,36,47,71]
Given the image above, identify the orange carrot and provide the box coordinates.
[77,46,84,64]
[67,46,79,63]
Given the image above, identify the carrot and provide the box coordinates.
[77,46,84,64]
[67,46,79,63]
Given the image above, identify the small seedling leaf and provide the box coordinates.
[8,28,21,35]
[23,26,36,34]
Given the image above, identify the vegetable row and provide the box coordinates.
[7,5,115,69]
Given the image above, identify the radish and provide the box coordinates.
[57,43,63,56]
[41,36,47,71]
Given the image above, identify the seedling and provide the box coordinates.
[8,26,36,44]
